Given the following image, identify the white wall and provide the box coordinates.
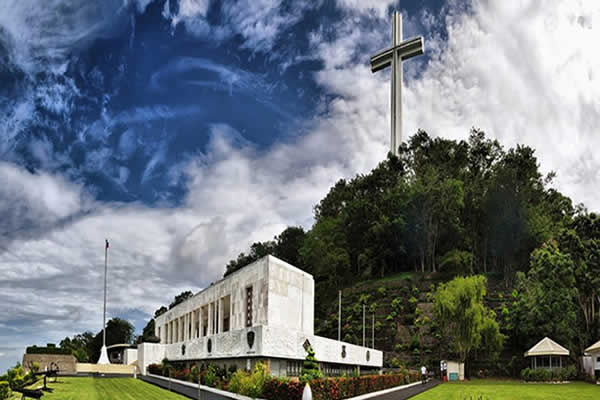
[138,343,166,374]
[267,256,314,335]
[155,257,270,343]
[159,324,382,368]
[124,349,138,365]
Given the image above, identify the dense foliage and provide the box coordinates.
[223,130,600,373]
[58,318,134,362]
[26,346,71,355]
[0,363,38,393]
[0,381,9,400]
[433,276,504,363]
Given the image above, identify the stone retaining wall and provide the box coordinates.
[22,354,77,374]
[76,363,137,375]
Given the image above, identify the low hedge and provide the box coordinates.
[26,346,71,355]
[263,371,421,400]
[520,366,577,382]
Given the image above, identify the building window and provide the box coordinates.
[246,286,253,327]
[286,360,302,376]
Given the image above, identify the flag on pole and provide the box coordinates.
[105,239,109,249]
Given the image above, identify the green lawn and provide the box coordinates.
[27,377,187,400]
[413,379,600,400]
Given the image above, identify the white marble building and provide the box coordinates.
[138,255,383,376]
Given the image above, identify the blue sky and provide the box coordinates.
[1,0,599,372]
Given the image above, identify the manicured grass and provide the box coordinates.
[33,377,187,400]
[412,379,600,400]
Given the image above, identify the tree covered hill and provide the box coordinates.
[225,129,600,373]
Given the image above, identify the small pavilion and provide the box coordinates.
[524,337,569,370]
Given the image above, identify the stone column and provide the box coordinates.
[191,310,195,339]
[217,298,222,334]
[230,295,234,331]
[199,308,204,337]
[186,313,190,341]
[208,302,213,336]
[180,316,184,342]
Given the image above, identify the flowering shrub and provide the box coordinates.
[147,363,162,375]
[263,372,420,400]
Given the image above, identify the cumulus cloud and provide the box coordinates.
[403,0,600,207]
[2,0,600,373]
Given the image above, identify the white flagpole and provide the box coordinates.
[103,240,108,347]
[372,313,375,349]
[98,239,110,364]
[362,305,365,347]
[338,290,341,342]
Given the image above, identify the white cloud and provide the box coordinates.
[167,0,316,54]
[3,0,600,373]
[403,0,600,208]
[0,0,131,74]
[335,0,393,18]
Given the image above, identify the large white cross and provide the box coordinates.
[370,12,424,156]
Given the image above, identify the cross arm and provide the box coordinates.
[370,36,424,73]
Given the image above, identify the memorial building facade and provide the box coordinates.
[138,255,382,376]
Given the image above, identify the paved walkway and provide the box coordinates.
[369,379,440,400]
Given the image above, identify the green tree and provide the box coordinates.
[60,332,94,362]
[433,276,504,365]
[559,211,600,343]
[169,291,194,309]
[89,318,135,362]
[511,241,579,351]
[300,345,322,383]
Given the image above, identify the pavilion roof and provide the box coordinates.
[524,337,569,357]
[585,339,600,354]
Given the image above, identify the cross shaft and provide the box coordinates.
[370,12,424,156]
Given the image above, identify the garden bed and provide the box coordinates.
[146,362,421,400]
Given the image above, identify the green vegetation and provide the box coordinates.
[1,362,39,398]
[59,318,134,362]
[433,276,504,363]
[38,377,186,400]
[25,346,70,355]
[411,380,600,400]
[300,345,323,383]
[215,130,600,375]
[520,366,577,382]
[227,362,270,397]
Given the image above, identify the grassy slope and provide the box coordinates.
[37,377,187,400]
[412,380,600,400]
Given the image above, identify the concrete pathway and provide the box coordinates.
[367,379,440,400]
